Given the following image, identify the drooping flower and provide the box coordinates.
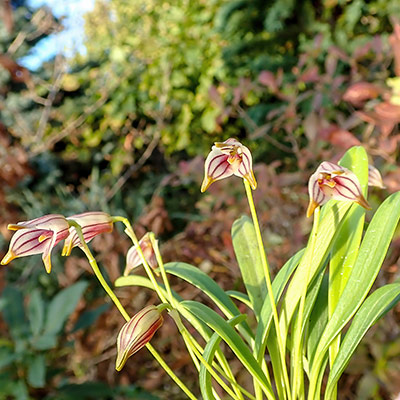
[116,305,164,371]
[1,214,70,273]
[62,212,114,256]
[123,233,157,276]
[368,165,386,189]
[307,161,371,217]
[201,138,257,192]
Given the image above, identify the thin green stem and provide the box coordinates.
[181,330,253,400]
[291,206,320,400]
[243,180,291,400]
[146,343,198,400]
[149,232,174,304]
[68,220,130,321]
[112,216,168,303]
[68,220,197,400]
[170,310,252,400]
[150,233,245,398]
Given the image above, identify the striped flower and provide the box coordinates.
[62,212,114,256]
[307,161,371,217]
[368,165,385,189]
[116,305,164,371]
[201,138,257,192]
[1,214,70,273]
[123,233,157,276]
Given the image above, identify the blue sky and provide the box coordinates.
[21,0,95,69]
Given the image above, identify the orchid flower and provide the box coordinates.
[123,233,157,276]
[201,138,257,192]
[368,165,386,189]
[116,305,164,371]
[307,161,371,217]
[62,212,114,256]
[1,214,70,273]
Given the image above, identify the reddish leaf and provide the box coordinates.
[320,125,360,149]
[375,102,400,123]
[258,70,278,92]
[342,82,380,106]
[299,66,319,83]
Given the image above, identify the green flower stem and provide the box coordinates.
[186,328,246,400]
[112,216,168,304]
[170,310,251,400]
[68,221,198,400]
[68,220,130,321]
[181,329,253,400]
[145,343,198,400]
[243,180,291,400]
[149,233,245,399]
[149,232,174,305]
[291,206,320,400]
[114,219,211,383]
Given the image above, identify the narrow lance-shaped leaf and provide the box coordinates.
[255,248,304,359]
[232,216,267,319]
[328,147,368,368]
[200,315,247,400]
[165,262,254,344]
[44,281,88,335]
[279,200,352,349]
[325,283,400,399]
[308,191,400,399]
[181,300,275,400]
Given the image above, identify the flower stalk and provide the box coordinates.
[112,216,168,304]
[291,206,320,400]
[243,180,291,400]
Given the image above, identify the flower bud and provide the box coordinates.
[368,165,385,189]
[62,212,114,256]
[116,305,163,371]
[307,161,371,217]
[123,233,157,276]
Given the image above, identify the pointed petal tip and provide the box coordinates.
[115,356,126,372]
[7,224,23,231]
[43,254,52,274]
[356,195,371,211]
[306,200,319,218]
[1,251,16,265]
[245,171,257,190]
[201,176,214,192]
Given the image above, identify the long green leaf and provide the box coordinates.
[28,289,45,337]
[200,315,247,400]
[328,147,368,366]
[232,216,267,318]
[325,283,400,399]
[309,191,400,399]
[44,281,88,335]
[165,262,254,344]
[279,200,352,347]
[307,275,329,367]
[280,146,367,347]
[226,291,252,309]
[181,300,275,400]
[254,248,305,359]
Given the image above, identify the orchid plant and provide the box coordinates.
[2,142,400,400]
